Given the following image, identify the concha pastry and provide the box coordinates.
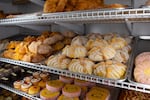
[103,33,117,41]
[46,54,71,69]
[135,52,150,65]
[37,44,53,55]
[110,37,127,50]
[52,41,64,51]
[28,41,42,54]
[3,49,15,59]
[94,60,127,79]
[68,58,94,74]
[86,33,102,40]
[6,41,20,49]
[86,39,108,50]
[62,45,87,58]
[134,60,150,85]
[113,50,129,63]
[71,36,88,46]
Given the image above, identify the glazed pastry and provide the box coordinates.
[28,86,40,96]
[6,41,20,49]
[110,37,127,50]
[59,76,74,84]
[134,60,150,85]
[37,44,53,55]
[33,71,41,79]
[3,49,15,59]
[86,86,110,100]
[31,54,45,63]
[52,41,64,51]
[40,72,49,81]
[40,88,60,100]
[62,84,81,98]
[86,33,102,40]
[61,31,76,38]
[38,80,46,89]
[94,60,127,79]
[58,95,79,100]
[46,80,64,92]
[71,36,88,46]
[68,58,94,74]
[86,39,108,50]
[15,42,29,54]
[113,50,129,63]
[63,38,72,45]
[62,45,87,58]
[46,54,71,69]
[23,76,33,83]
[31,78,41,86]
[21,82,32,93]
[88,45,116,61]
[13,80,23,90]
[28,41,42,54]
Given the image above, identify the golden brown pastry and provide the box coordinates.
[56,0,68,12]
[52,41,64,51]
[61,31,76,38]
[6,41,20,49]
[71,36,88,46]
[28,41,42,54]
[43,0,58,13]
[110,37,127,50]
[86,39,108,50]
[68,58,94,74]
[94,60,127,79]
[15,42,29,54]
[24,36,36,43]
[46,54,71,69]
[107,3,128,9]
[38,44,53,55]
[3,49,15,59]
[63,38,72,45]
[86,33,102,40]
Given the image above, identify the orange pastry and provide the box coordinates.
[38,80,46,89]
[28,86,40,96]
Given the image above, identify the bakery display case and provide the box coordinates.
[0,0,150,100]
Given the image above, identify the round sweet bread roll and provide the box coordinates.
[61,31,76,38]
[62,84,81,98]
[15,42,29,54]
[86,39,108,50]
[62,45,87,58]
[40,88,60,100]
[71,36,88,46]
[94,60,127,79]
[135,52,150,65]
[46,54,71,69]
[134,60,150,85]
[28,86,40,96]
[74,79,90,87]
[86,86,110,100]
[28,41,42,54]
[46,80,64,92]
[68,58,94,74]
[59,76,74,84]
[110,37,127,50]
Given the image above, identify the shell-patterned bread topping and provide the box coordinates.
[110,37,127,50]
[88,45,116,61]
[94,60,127,79]
[86,33,103,40]
[62,45,87,58]
[86,39,108,50]
[68,58,94,74]
[71,36,88,46]
[46,54,71,69]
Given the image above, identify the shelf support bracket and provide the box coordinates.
[125,18,132,36]
[54,22,84,34]
[29,0,44,7]
[17,24,51,32]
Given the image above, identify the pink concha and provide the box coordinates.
[62,89,81,98]
[40,95,59,100]
[135,52,150,65]
[59,76,74,84]
[46,84,61,92]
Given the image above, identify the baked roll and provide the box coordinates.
[71,36,88,46]
[86,33,102,40]
[62,45,87,58]
[46,54,71,69]
[68,58,94,74]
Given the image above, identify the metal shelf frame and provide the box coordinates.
[1,8,150,25]
[1,58,150,94]
[0,83,40,100]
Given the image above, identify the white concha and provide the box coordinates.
[86,33,102,40]
[46,54,71,69]
[94,62,107,77]
[62,45,87,58]
[71,36,88,46]
[68,58,95,74]
[28,41,42,54]
[88,47,103,61]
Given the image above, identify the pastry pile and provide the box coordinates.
[3,31,76,63]
[46,33,132,79]
[43,0,128,13]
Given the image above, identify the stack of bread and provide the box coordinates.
[13,71,50,96]
[119,90,150,100]
[46,33,132,79]
[43,0,128,13]
[134,52,150,85]
[3,31,76,63]
[40,75,110,100]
